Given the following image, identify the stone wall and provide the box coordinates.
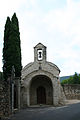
[3,81,11,117]
[0,79,11,119]
[62,84,80,100]
[0,81,4,118]
[0,77,20,119]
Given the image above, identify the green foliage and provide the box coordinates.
[0,72,3,81]
[3,13,22,80]
[73,72,80,84]
[61,72,80,85]
[3,17,11,80]
[61,79,68,85]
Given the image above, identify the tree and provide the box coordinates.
[9,13,22,77]
[73,72,80,84]
[61,72,80,85]
[0,72,3,81]
[3,13,22,80]
[3,17,11,80]
[61,79,68,85]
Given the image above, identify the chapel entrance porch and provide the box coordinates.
[30,75,53,105]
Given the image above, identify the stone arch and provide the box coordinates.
[30,75,53,105]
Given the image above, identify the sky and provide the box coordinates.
[0,0,80,76]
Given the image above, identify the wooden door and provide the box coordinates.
[37,86,46,104]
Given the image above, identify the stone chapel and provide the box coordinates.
[21,43,65,107]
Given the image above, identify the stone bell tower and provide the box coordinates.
[34,43,47,62]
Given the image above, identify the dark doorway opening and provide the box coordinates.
[14,85,18,108]
[37,86,46,104]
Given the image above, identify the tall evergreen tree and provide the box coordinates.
[3,13,22,80]
[3,17,11,80]
[0,72,3,81]
[10,13,22,77]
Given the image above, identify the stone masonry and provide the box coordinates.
[0,80,11,118]
[62,84,80,100]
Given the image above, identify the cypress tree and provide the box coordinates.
[10,13,22,78]
[3,17,11,80]
[3,13,22,80]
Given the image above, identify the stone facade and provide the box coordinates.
[21,43,65,107]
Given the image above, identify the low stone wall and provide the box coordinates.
[0,80,11,119]
[0,82,4,118]
[0,77,20,119]
[62,84,80,100]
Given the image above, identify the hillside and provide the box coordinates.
[60,75,71,82]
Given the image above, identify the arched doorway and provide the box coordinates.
[30,75,53,105]
[37,86,46,104]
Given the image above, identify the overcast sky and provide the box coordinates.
[0,0,80,76]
